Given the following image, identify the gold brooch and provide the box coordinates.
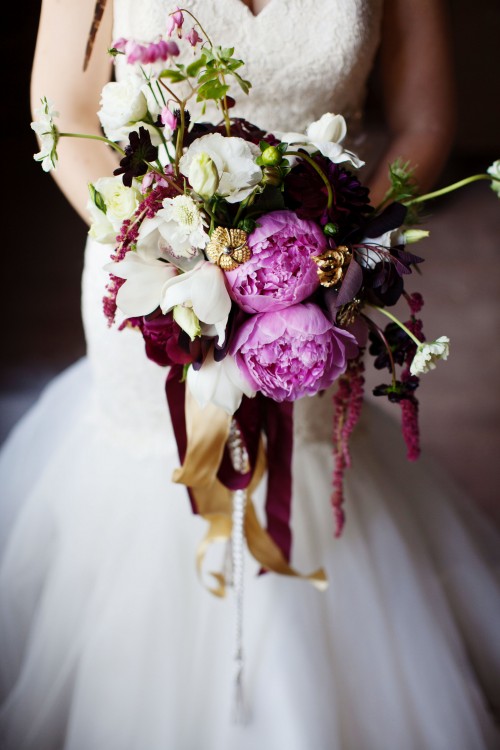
[312,245,352,288]
[205,227,252,271]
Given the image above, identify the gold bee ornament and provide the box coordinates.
[206,227,252,271]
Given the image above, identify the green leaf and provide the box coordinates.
[218,46,235,60]
[186,58,205,77]
[89,184,107,214]
[225,59,244,72]
[159,69,187,83]
[197,68,220,85]
[197,80,230,102]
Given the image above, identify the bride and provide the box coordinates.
[1,0,499,748]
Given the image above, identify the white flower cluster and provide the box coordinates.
[410,337,450,376]
[31,97,59,172]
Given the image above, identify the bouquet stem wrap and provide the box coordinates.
[166,367,327,594]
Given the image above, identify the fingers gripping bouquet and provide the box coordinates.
[32,7,500,589]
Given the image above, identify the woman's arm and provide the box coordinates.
[367,0,456,206]
[31,0,116,223]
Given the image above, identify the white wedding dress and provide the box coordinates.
[1,1,500,748]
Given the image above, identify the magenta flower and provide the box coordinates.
[161,106,178,130]
[186,27,203,47]
[225,210,326,314]
[167,7,184,36]
[231,303,358,402]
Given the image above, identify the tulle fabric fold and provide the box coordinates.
[1,360,499,750]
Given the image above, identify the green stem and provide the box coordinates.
[59,132,125,155]
[284,150,333,209]
[369,304,421,347]
[404,174,494,206]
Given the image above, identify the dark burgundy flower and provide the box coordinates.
[368,322,414,370]
[284,154,372,231]
[128,310,192,367]
[114,127,159,187]
[184,117,271,148]
[372,376,419,403]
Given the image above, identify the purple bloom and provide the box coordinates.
[231,303,358,402]
[225,211,326,314]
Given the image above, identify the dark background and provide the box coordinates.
[1,1,499,518]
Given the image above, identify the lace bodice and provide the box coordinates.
[82,0,384,452]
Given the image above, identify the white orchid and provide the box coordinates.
[88,176,141,244]
[180,133,261,203]
[105,250,178,318]
[277,113,364,169]
[31,97,59,172]
[160,261,232,345]
[187,350,255,415]
[155,195,210,259]
[410,337,450,376]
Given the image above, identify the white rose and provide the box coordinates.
[410,336,450,376]
[276,112,364,169]
[98,77,148,142]
[88,176,140,244]
[180,133,261,204]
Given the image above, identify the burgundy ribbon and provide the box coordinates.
[166,367,294,563]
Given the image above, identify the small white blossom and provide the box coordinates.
[180,133,261,203]
[410,336,450,376]
[487,160,500,197]
[155,195,209,259]
[277,113,364,169]
[31,97,59,172]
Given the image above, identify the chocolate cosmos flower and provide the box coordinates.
[114,126,159,187]
[284,154,372,230]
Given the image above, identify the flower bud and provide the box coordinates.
[323,222,339,237]
[188,152,220,200]
[403,229,430,244]
[173,305,201,341]
[260,146,282,166]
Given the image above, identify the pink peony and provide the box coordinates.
[225,210,326,313]
[231,303,358,402]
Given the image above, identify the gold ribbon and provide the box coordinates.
[172,387,328,594]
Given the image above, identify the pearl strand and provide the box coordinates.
[227,419,250,724]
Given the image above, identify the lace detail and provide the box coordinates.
[82,0,384,448]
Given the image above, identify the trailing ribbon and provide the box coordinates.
[166,366,328,593]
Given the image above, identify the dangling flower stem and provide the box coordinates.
[362,314,397,388]
[59,132,125,155]
[369,304,422,347]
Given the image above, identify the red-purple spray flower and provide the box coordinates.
[167,7,184,36]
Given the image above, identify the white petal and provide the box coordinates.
[106,254,177,316]
[187,352,255,415]
[307,113,346,144]
[190,264,232,341]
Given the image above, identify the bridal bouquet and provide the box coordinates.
[32,7,500,588]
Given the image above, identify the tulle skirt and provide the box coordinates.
[1,358,499,750]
